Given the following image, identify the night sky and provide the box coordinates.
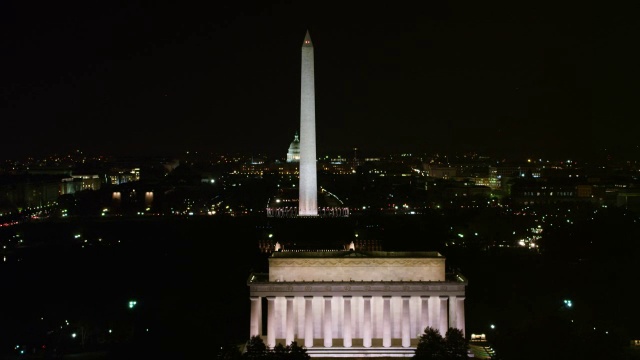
[1,1,637,160]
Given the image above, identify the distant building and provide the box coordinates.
[287,132,300,163]
[0,175,60,211]
[71,174,102,190]
[108,168,140,185]
[495,163,541,179]
[422,165,458,179]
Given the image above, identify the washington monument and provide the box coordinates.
[298,30,318,216]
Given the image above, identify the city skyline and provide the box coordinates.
[1,1,636,161]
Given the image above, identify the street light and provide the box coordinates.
[128,300,139,340]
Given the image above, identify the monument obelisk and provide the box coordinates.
[298,30,318,216]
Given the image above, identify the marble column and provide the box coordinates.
[267,296,276,348]
[448,295,457,330]
[456,297,466,336]
[420,295,429,335]
[250,296,261,337]
[343,296,352,347]
[382,296,391,347]
[429,296,440,330]
[402,296,410,347]
[323,296,333,347]
[363,296,372,348]
[439,296,448,336]
[305,296,314,348]
[286,296,295,345]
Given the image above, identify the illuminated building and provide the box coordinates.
[248,249,467,357]
[287,132,301,163]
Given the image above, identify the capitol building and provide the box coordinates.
[287,132,300,163]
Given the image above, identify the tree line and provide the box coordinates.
[217,327,470,360]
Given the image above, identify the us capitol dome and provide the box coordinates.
[286,131,300,163]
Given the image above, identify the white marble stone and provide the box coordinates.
[269,255,445,282]
[248,250,468,357]
[299,30,317,216]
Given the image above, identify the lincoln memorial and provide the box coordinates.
[247,250,468,357]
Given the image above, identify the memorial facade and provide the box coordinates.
[247,250,468,357]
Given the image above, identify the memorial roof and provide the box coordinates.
[270,250,443,258]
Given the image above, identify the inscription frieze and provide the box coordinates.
[271,258,443,267]
[251,281,466,296]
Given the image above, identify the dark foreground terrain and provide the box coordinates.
[1,210,640,360]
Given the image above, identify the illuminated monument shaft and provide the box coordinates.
[299,30,318,216]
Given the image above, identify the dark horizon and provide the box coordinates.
[3,145,638,166]
[1,1,637,161]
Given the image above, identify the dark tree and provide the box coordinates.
[414,327,446,360]
[242,339,310,360]
[286,341,310,360]
[218,343,242,360]
[272,343,287,360]
[244,335,269,360]
[444,328,468,360]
